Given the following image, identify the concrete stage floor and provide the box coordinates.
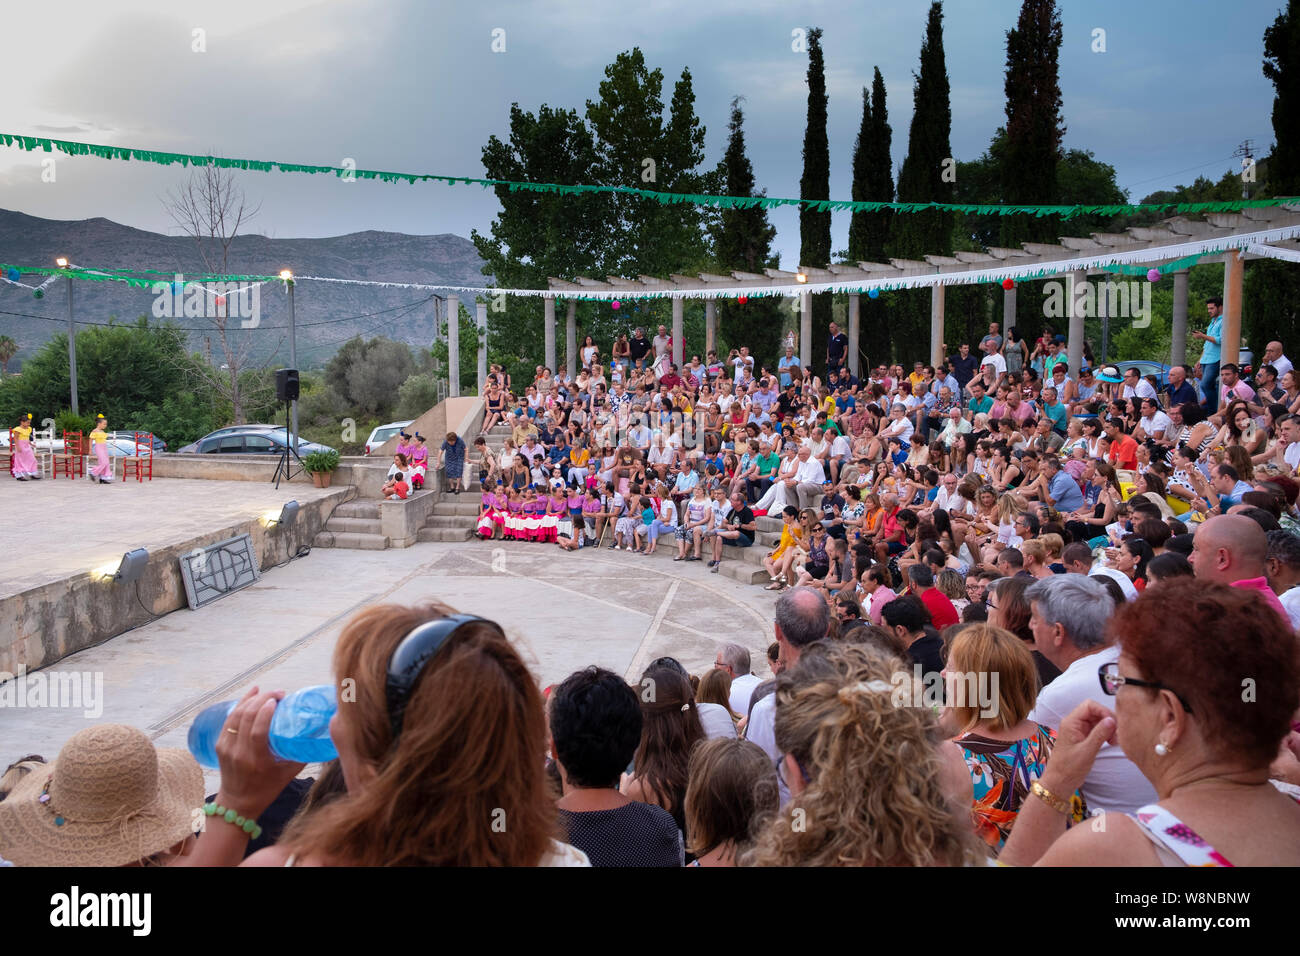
[1,536,781,789]
[0,475,339,597]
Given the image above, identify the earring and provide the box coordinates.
[1154,742,1169,756]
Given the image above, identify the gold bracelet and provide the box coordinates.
[1031,780,1072,816]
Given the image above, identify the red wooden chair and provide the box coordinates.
[52,431,86,479]
[122,432,154,482]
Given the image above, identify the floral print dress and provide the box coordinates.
[955,724,1087,857]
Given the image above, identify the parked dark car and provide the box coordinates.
[175,424,280,454]
[192,430,335,456]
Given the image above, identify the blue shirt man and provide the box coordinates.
[1043,460,1085,512]
[778,351,801,388]
[1196,299,1225,410]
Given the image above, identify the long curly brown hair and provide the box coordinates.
[743,642,980,867]
[279,603,559,865]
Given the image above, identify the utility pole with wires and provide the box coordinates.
[1234,140,1256,198]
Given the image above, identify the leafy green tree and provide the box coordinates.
[799,27,832,368]
[323,335,417,420]
[0,316,196,430]
[472,103,610,383]
[0,335,16,377]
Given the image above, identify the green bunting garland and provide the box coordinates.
[3,132,1298,220]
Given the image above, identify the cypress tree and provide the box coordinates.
[890,2,953,363]
[710,97,783,366]
[799,26,832,370]
[999,0,1065,249]
[849,68,894,367]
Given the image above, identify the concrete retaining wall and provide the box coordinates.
[154,455,390,497]
[1,489,348,674]
[379,489,440,547]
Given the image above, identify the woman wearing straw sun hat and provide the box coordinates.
[0,724,204,866]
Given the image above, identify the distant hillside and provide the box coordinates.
[0,209,490,371]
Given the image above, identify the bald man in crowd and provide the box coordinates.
[1189,514,1289,625]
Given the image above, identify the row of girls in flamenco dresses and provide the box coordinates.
[386,432,430,489]
[476,480,602,546]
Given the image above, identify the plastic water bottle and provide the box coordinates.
[187,684,339,768]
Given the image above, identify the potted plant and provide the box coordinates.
[303,449,340,488]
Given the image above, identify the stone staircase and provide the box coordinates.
[319,421,812,589]
[313,499,391,550]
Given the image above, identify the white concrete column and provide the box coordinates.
[672,297,684,367]
[799,291,812,369]
[565,300,577,378]
[704,299,717,356]
[544,297,556,373]
[1223,250,1243,366]
[1171,269,1188,368]
[447,293,460,397]
[930,284,945,369]
[476,300,487,394]
[1003,284,1017,332]
[848,293,861,377]
[1067,270,1086,376]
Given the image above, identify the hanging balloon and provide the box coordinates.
[6,268,18,283]
[1001,278,1015,290]
[215,295,226,306]
[737,296,748,305]
[172,281,186,295]
[1147,268,1161,282]
[868,288,880,299]
[611,300,620,310]
[33,288,43,299]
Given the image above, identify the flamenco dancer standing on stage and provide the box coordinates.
[89,414,114,484]
[11,413,43,480]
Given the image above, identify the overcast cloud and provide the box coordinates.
[0,0,1279,272]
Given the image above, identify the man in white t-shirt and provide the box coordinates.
[979,336,1007,378]
[715,643,764,717]
[1135,397,1173,442]
[1024,575,1157,814]
[1272,415,1300,472]
[652,325,672,360]
[1121,367,1157,402]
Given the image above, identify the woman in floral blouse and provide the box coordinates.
[941,624,1086,857]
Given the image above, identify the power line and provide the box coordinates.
[1122,153,1243,193]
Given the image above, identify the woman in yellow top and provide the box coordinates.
[762,505,806,590]
[567,443,592,488]
[11,413,42,480]
[89,414,114,484]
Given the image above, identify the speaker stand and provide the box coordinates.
[272,402,304,488]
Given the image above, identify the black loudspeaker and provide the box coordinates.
[275,368,300,402]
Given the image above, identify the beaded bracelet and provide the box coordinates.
[203,801,263,840]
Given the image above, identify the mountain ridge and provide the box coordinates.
[0,208,491,370]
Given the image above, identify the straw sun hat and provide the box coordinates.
[0,724,204,867]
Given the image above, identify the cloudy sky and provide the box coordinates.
[0,0,1282,274]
